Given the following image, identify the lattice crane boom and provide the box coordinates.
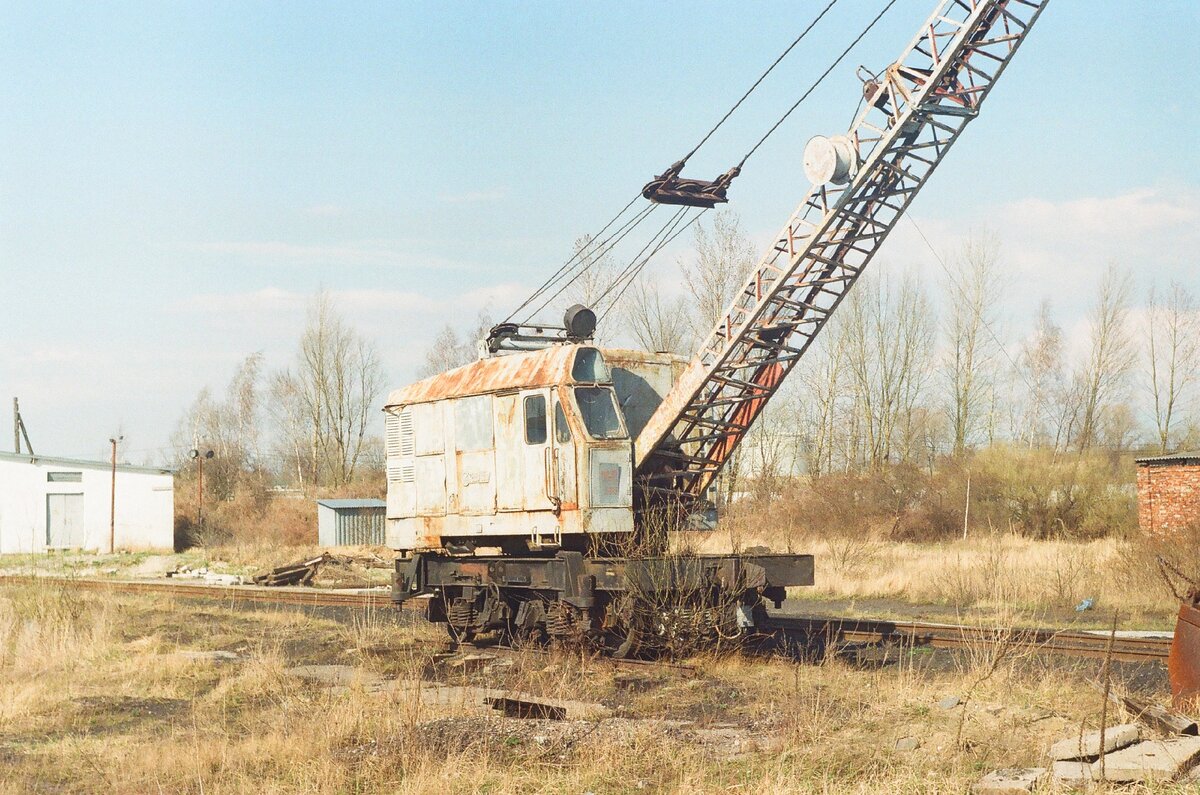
[634,0,1048,501]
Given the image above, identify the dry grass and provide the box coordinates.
[1,580,1193,793]
[685,530,1179,629]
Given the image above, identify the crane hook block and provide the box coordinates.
[642,160,741,208]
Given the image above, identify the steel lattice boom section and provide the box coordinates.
[634,0,1048,499]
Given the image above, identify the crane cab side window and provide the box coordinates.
[524,395,547,445]
[574,387,626,440]
[554,401,571,444]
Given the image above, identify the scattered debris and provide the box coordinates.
[1100,688,1199,736]
[1075,598,1095,612]
[251,554,329,587]
[938,695,961,710]
[1049,723,1140,761]
[971,767,1046,794]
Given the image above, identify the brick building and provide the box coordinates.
[1136,451,1200,537]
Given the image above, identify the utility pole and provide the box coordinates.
[109,436,123,553]
[12,398,33,455]
[962,472,972,541]
[191,448,214,531]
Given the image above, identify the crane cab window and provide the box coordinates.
[554,401,571,444]
[524,395,547,444]
[571,348,609,383]
[574,387,626,440]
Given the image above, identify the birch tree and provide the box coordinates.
[839,273,934,469]
[1016,300,1067,450]
[1073,265,1134,451]
[941,233,1003,456]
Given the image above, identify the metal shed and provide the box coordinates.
[316,498,386,547]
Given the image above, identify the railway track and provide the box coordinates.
[765,615,1172,664]
[0,575,1172,664]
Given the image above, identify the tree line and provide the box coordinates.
[174,212,1196,542]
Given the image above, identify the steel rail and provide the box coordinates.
[0,575,396,609]
[0,576,1170,663]
[765,615,1171,664]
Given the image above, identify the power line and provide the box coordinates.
[737,0,900,169]
[682,0,840,164]
[506,192,644,322]
[520,202,660,323]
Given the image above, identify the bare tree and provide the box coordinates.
[794,334,846,477]
[419,309,493,378]
[1146,282,1199,453]
[941,233,1004,456]
[171,352,266,498]
[1073,265,1134,451]
[838,272,935,469]
[267,369,314,489]
[623,271,691,354]
[567,235,618,313]
[285,292,385,487]
[1016,300,1066,450]
[680,210,758,345]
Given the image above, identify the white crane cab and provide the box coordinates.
[384,344,685,554]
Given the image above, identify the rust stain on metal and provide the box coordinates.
[1170,593,1200,710]
[385,346,579,407]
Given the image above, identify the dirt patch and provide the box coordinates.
[69,696,190,734]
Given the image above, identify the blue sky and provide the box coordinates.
[2,1,1198,461]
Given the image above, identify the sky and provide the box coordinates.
[1,0,1198,463]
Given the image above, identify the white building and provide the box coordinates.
[0,451,175,553]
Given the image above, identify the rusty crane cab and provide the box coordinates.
[384,344,684,555]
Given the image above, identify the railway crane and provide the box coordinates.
[386,0,1048,657]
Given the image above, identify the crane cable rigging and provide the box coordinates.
[501,0,898,338]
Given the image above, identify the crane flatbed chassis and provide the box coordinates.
[394,551,812,605]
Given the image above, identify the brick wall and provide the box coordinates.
[1137,462,1200,537]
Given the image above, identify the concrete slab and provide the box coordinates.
[171,650,240,663]
[285,666,612,720]
[1049,723,1140,761]
[971,768,1047,794]
[1050,760,1093,785]
[1098,736,1200,783]
[286,664,386,689]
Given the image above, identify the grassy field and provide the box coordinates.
[0,577,1192,794]
[686,531,1182,631]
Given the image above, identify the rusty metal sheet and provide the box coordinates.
[385,345,580,407]
[1171,596,1200,710]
